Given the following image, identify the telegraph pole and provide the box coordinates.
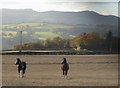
[19,31,22,53]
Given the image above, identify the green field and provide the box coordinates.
[34,32,60,40]
[1,22,73,39]
[1,22,73,29]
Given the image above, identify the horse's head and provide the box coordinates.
[63,57,66,61]
[15,58,21,65]
[61,57,67,64]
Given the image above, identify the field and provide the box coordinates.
[1,22,72,39]
[2,54,118,86]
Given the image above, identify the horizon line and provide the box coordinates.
[1,8,119,17]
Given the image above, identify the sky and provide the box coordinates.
[0,0,119,16]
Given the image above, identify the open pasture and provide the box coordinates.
[2,55,118,86]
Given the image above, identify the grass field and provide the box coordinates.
[2,54,118,86]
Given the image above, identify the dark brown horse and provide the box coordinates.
[61,58,69,78]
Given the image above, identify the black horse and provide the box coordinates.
[15,58,26,78]
[61,58,69,78]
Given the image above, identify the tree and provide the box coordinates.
[8,33,14,37]
[80,32,98,45]
[52,37,63,49]
[44,38,51,48]
[63,39,70,49]
[70,32,98,51]
[105,31,113,52]
[70,35,81,51]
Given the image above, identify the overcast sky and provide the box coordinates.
[0,0,119,16]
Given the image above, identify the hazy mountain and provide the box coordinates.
[1,9,119,25]
[1,9,119,50]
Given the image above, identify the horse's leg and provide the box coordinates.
[21,70,23,78]
[63,70,64,75]
[62,70,65,78]
[18,69,19,78]
[64,70,68,78]
[23,69,26,77]
[64,70,67,78]
[64,69,69,79]
[18,69,20,78]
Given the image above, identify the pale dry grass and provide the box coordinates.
[2,55,118,86]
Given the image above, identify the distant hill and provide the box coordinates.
[1,9,119,25]
[1,9,119,50]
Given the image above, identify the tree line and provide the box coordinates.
[13,31,119,53]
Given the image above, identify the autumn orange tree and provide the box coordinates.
[70,32,100,51]
[70,35,81,51]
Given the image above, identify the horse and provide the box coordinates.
[61,58,69,78]
[15,58,26,78]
